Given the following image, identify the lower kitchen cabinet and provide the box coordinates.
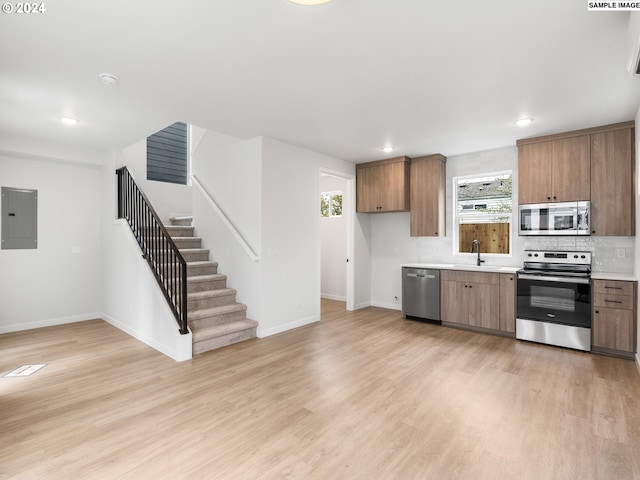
[441,270,515,336]
[499,274,516,334]
[592,279,637,358]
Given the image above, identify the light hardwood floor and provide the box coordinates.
[1,300,639,479]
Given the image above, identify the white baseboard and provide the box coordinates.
[354,301,372,310]
[636,354,640,379]
[258,314,319,338]
[321,294,347,302]
[370,301,402,311]
[0,313,100,335]
[101,313,192,362]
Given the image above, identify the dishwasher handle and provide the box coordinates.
[405,272,436,279]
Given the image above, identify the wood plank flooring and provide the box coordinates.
[1,299,639,479]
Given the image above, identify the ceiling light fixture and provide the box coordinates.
[287,0,332,5]
[60,116,79,125]
[99,73,119,85]
[516,117,534,127]
[381,145,395,153]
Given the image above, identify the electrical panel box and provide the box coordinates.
[1,187,38,250]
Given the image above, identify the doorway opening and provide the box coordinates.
[319,169,354,312]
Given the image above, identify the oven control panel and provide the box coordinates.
[524,250,591,265]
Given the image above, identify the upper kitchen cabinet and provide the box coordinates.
[591,124,635,236]
[517,135,590,204]
[356,156,410,213]
[410,154,446,237]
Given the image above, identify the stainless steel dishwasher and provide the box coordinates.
[402,267,441,323]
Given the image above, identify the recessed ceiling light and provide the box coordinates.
[60,116,79,125]
[99,73,119,85]
[288,0,332,5]
[516,117,534,127]
[381,145,395,153]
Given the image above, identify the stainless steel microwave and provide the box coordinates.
[519,201,590,236]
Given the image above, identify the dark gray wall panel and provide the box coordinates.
[147,122,188,185]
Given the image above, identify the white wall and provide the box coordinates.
[0,135,104,332]
[122,138,192,223]
[320,175,347,301]
[260,137,355,336]
[191,131,263,327]
[101,149,192,361]
[191,130,262,254]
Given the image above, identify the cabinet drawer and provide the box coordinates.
[593,280,634,296]
[441,270,499,285]
[593,293,633,310]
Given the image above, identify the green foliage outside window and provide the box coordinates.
[320,192,343,218]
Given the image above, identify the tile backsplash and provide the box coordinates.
[524,236,635,273]
[415,235,635,273]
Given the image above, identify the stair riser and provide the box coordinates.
[155,263,217,276]
[188,294,236,310]
[181,251,210,262]
[170,218,192,226]
[187,279,227,293]
[189,310,247,331]
[192,327,257,355]
[144,237,201,249]
[165,227,195,238]
[187,265,218,277]
[173,238,202,249]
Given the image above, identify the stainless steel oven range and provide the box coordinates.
[516,250,592,351]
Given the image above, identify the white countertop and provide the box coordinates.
[402,263,520,274]
[591,272,638,281]
[402,263,638,281]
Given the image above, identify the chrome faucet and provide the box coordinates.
[470,239,484,266]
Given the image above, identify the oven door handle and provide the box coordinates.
[517,273,591,285]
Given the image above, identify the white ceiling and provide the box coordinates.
[1,0,638,163]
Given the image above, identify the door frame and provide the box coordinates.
[318,167,355,311]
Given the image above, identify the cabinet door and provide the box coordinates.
[410,155,446,237]
[591,128,635,236]
[499,274,516,333]
[378,161,410,212]
[518,142,553,204]
[551,136,590,202]
[592,308,635,353]
[467,282,499,330]
[356,166,379,212]
[441,280,468,325]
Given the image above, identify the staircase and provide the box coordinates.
[166,216,258,355]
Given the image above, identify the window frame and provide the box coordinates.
[452,170,513,258]
[320,190,343,218]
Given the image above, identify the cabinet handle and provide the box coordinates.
[547,196,551,200]
[553,196,556,200]
[604,287,622,290]
[592,230,596,234]
[604,300,622,304]
[595,310,599,314]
